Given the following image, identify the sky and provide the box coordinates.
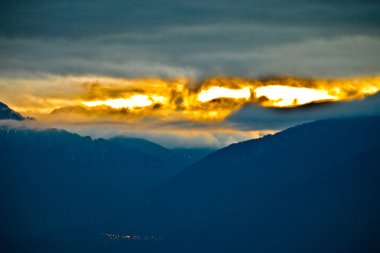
[0,0,380,147]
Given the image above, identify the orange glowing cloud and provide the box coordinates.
[82,94,167,109]
[197,87,251,103]
[1,76,379,123]
[254,85,336,107]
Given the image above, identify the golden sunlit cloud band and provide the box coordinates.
[254,85,336,107]
[82,94,167,109]
[197,87,251,103]
[1,76,380,123]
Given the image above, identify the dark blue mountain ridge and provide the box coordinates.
[1,102,380,252]
[0,102,26,120]
[0,125,195,239]
[109,117,380,240]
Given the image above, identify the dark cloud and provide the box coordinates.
[1,0,379,38]
[228,92,380,130]
[0,1,379,78]
[0,32,379,78]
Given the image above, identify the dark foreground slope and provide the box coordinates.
[110,117,380,246]
[160,145,380,253]
[0,127,191,241]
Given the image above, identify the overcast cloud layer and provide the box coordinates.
[1,0,380,78]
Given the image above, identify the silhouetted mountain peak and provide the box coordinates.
[0,102,26,121]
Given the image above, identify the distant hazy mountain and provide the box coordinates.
[0,126,195,241]
[0,102,25,120]
[109,117,380,253]
[109,137,209,171]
